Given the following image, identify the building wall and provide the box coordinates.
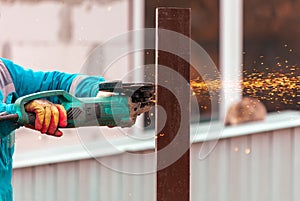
[0,0,129,73]
[0,0,132,153]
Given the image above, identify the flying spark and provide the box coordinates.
[190,66,300,108]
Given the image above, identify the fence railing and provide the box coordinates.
[13,111,300,201]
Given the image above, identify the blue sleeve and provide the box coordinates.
[74,76,106,97]
[1,58,78,103]
[0,91,19,138]
[1,58,106,99]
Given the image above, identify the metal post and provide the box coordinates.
[156,8,191,201]
[220,0,243,120]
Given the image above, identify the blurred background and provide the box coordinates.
[0,0,133,152]
[0,0,300,200]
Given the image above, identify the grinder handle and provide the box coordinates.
[14,90,79,125]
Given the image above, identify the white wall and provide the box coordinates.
[0,0,131,154]
[0,0,129,73]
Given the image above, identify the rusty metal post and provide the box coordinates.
[155,8,191,201]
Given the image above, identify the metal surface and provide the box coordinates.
[155,7,191,201]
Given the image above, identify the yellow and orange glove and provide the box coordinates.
[25,99,67,137]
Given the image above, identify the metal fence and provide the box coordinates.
[12,113,300,201]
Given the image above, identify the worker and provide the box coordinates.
[0,57,107,201]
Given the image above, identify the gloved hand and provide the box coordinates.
[25,99,67,137]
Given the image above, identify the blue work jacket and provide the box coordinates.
[0,58,104,201]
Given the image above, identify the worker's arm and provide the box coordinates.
[0,58,105,137]
[2,58,105,100]
[1,58,77,102]
[0,91,19,138]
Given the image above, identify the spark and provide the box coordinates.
[190,65,300,108]
[245,148,251,155]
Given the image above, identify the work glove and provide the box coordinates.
[25,99,67,137]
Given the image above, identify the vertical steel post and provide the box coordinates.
[155,8,191,201]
